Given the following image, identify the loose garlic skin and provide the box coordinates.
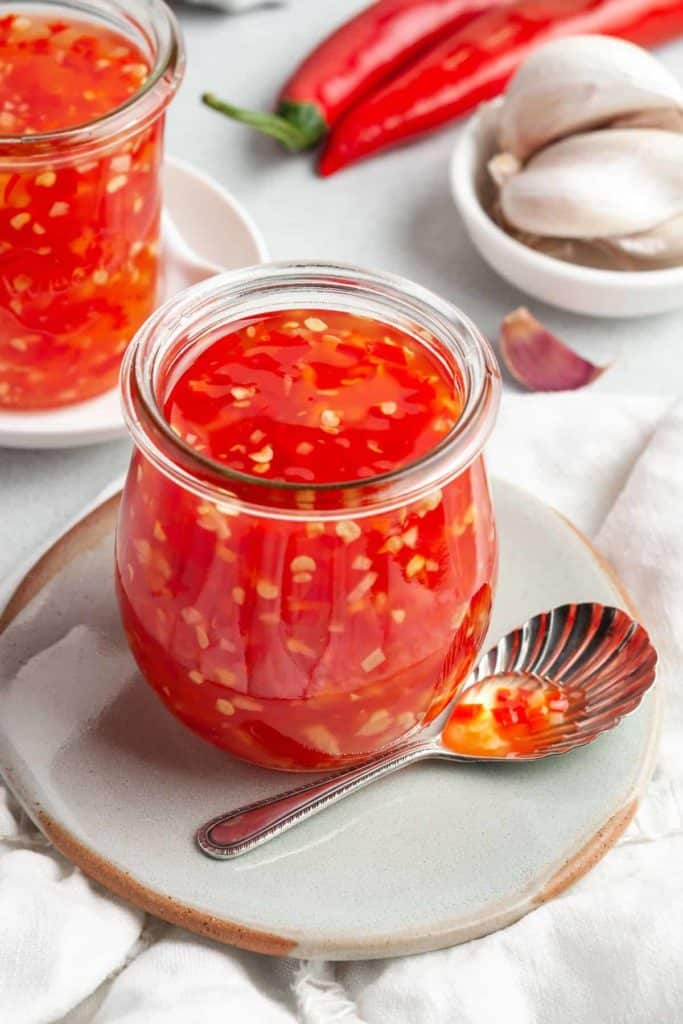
[497,129,683,239]
[497,35,683,162]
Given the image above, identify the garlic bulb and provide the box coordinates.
[497,129,683,240]
[498,35,683,162]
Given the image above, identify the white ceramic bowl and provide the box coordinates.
[450,101,683,318]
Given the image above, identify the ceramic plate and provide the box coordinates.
[0,156,268,450]
[0,479,660,960]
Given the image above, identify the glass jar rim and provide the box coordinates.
[0,0,184,149]
[121,261,501,518]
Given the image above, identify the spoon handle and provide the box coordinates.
[196,740,438,860]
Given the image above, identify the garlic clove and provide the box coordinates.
[498,129,683,240]
[608,107,683,134]
[500,308,608,392]
[496,213,683,271]
[498,35,683,162]
[605,212,683,267]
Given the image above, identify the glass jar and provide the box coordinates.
[116,263,501,771]
[0,0,184,410]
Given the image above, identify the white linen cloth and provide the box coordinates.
[1,391,682,1024]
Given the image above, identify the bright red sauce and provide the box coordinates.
[442,678,572,757]
[163,309,464,482]
[116,309,497,770]
[0,12,161,410]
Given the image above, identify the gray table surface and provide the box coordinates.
[2,0,682,580]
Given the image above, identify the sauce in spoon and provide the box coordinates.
[442,673,580,758]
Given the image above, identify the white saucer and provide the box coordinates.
[451,103,683,318]
[0,157,268,450]
[0,479,659,960]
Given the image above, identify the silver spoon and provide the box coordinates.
[196,603,656,861]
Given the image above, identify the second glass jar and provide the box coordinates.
[0,0,184,410]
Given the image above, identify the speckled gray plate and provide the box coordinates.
[0,479,660,960]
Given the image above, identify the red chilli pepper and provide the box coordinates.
[201,0,502,151]
[319,0,683,175]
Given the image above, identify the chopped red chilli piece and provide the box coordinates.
[450,702,484,721]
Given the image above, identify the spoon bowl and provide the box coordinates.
[456,603,657,759]
[197,603,656,860]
